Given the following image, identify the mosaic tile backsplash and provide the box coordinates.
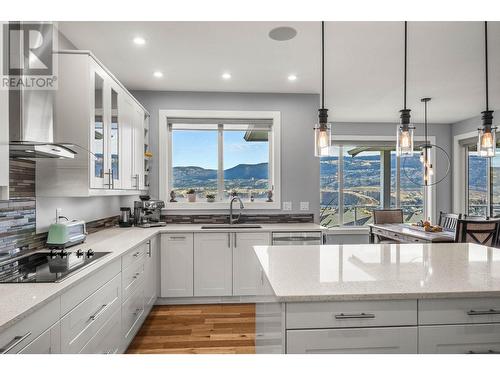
[0,159,118,257]
[161,213,314,224]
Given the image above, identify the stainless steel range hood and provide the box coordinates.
[9,88,76,159]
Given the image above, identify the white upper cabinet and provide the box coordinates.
[36,51,149,197]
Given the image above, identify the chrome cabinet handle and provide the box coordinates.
[234,233,237,248]
[90,304,108,321]
[147,240,152,257]
[133,308,143,316]
[334,313,376,320]
[467,309,500,316]
[104,169,112,188]
[133,251,141,257]
[132,272,140,279]
[133,174,139,189]
[169,236,186,240]
[228,233,231,248]
[0,332,32,354]
[467,349,500,354]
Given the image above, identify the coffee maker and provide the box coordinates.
[134,196,166,227]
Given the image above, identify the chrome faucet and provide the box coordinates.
[229,196,244,224]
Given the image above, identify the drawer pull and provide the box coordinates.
[133,308,143,316]
[133,252,141,257]
[0,332,32,354]
[90,304,109,321]
[132,272,141,279]
[334,313,376,320]
[467,309,500,316]
[169,236,186,240]
[467,349,500,354]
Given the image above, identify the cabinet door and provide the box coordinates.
[107,84,122,189]
[161,233,194,297]
[18,322,61,354]
[89,66,107,189]
[145,236,160,308]
[194,233,233,297]
[119,94,135,190]
[419,324,500,354]
[233,232,270,296]
[132,105,145,190]
[287,327,418,354]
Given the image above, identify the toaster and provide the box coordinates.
[46,219,87,249]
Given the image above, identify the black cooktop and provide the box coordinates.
[0,249,110,283]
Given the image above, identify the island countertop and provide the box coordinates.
[253,243,500,302]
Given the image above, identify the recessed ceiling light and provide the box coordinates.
[288,74,297,81]
[153,71,163,78]
[222,73,231,80]
[269,26,297,41]
[133,37,146,45]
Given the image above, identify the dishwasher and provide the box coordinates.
[271,232,324,245]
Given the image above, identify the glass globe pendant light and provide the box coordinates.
[478,21,497,158]
[314,21,332,157]
[396,21,414,157]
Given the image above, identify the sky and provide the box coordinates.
[172,130,269,169]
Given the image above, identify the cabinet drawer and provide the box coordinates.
[287,327,418,354]
[122,257,145,301]
[60,273,121,353]
[61,258,120,315]
[122,243,147,271]
[18,322,61,354]
[122,283,145,342]
[286,300,417,329]
[419,298,500,325]
[80,308,121,354]
[419,324,500,354]
[0,297,60,354]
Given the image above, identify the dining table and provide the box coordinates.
[368,223,456,244]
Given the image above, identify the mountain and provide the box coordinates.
[224,162,268,180]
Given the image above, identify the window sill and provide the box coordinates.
[164,201,282,210]
[323,227,370,235]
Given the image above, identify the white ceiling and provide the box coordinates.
[58,21,500,124]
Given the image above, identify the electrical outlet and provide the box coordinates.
[56,208,63,221]
[300,201,309,211]
[283,201,292,211]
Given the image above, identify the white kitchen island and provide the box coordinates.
[253,243,500,354]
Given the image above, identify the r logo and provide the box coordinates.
[3,23,53,76]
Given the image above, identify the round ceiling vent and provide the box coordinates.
[269,26,297,41]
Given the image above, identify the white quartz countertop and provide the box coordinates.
[253,243,500,302]
[0,222,323,333]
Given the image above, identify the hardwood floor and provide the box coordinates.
[126,304,256,354]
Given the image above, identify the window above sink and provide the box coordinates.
[159,110,281,210]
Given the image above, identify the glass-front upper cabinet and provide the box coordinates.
[109,87,121,188]
[90,71,106,189]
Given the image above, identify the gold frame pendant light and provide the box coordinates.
[314,21,332,157]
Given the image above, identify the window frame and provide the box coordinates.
[320,135,436,230]
[159,110,281,210]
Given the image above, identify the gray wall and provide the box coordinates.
[451,111,498,137]
[131,91,320,218]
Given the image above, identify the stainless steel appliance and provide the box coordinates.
[119,207,133,227]
[134,197,166,228]
[0,249,110,283]
[46,219,87,249]
[272,232,324,246]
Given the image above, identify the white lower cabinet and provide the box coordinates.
[122,281,145,345]
[161,233,194,297]
[60,273,121,353]
[194,233,233,297]
[18,322,61,354]
[233,232,271,296]
[145,236,160,309]
[80,308,121,354]
[287,327,418,354]
[419,324,500,354]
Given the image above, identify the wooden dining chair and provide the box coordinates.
[372,209,404,243]
[438,211,462,232]
[454,218,500,247]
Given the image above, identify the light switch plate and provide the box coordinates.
[283,201,292,211]
[300,201,309,211]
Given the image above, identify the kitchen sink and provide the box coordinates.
[200,224,262,229]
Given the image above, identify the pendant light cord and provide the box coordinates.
[321,21,325,109]
[485,21,489,111]
[404,21,407,110]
